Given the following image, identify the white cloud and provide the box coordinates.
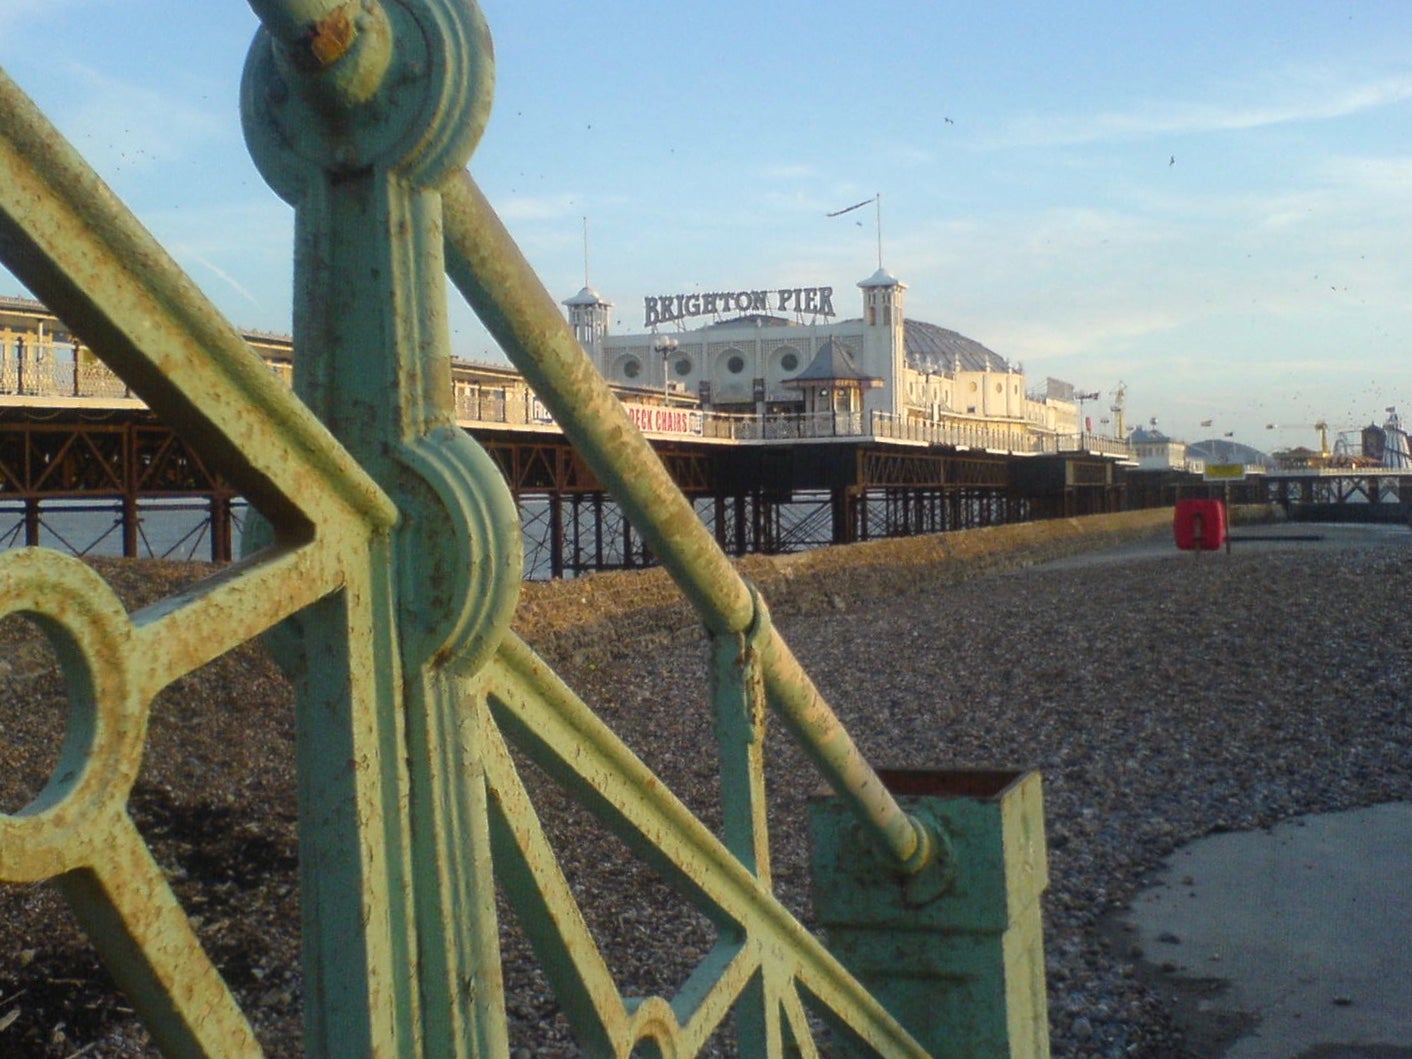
[43,62,229,179]
[757,162,815,181]
[495,193,582,222]
[1317,153,1412,198]
[0,0,89,38]
[993,72,1412,149]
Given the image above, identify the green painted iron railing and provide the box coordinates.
[0,3,1031,1056]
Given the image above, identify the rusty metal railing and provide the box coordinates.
[0,3,1047,1056]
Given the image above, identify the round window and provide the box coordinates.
[674,356,692,377]
[623,358,641,379]
[968,381,978,392]
[995,383,1003,394]
[780,351,800,372]
[726,354,746,374]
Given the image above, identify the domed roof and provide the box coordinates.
[857,267,903,288]
[563,286,611,307]
[903,319,1010,374]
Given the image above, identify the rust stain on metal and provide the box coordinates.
[302,6,357,69]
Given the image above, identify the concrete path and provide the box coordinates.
[1037,520,1412,573]
[1129,802,1412,1058]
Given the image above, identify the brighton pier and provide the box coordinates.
[1,293,1407,577]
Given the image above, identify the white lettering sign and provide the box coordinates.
[645,286,835,327]
[623,403,705,437]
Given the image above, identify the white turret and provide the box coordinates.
[857,267,907,416]
[563,286,613,365]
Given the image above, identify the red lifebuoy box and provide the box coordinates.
[1174,499,1226,551]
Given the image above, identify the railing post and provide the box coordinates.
[242,2,521,1055]
[812,770,1050,1058]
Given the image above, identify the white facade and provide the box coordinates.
[1129,426,1203,472]
[567,268,1085,447]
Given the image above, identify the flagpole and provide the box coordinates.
[876,192,883,269]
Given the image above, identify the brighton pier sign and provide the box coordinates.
[644,286,834,327]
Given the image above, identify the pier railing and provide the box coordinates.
[1,339,134,400]
[0,4,1051,1055]
[4,322,1131,461]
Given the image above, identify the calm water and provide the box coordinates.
[0,500,245,563]
[2,491,1022,578]
[0,500,563,577]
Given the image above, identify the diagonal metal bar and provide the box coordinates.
[57,811,265,1059]
[443,172,937,876]
[442,174,753,635]
[480,699,636,1054]
[668,940,761,1053]
[485,633,930,1058]
[129,541,345,699]
[780,980,821,1059]
[0,66,395,540]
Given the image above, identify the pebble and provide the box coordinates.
[5,534,1408,1058]
[684,537,1412,1058]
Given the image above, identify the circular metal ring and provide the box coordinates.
[0,550,142,883]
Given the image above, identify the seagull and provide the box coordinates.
[1169,155,1176,166]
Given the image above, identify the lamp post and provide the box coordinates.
[654,335,678,404]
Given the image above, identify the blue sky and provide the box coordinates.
[2,1,1410,451]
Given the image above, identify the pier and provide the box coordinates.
[0,300,1136,573]
[4,315,1405,572]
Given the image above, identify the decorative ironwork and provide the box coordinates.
[0,3,1052,1056]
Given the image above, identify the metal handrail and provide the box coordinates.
[0,5,1055,1049]
[442,173,935,873]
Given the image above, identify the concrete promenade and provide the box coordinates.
[1130,802,1412,1058]
[1045,521,1412,1057]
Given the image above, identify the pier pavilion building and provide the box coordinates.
[1,288,1149,574]
[564,267,1085,451]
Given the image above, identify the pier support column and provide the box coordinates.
[811,768,1050,1058]
[548,491,564,579]
[23,497,40,546]
[209,493,233,564]
[121,494,139,557]
[831,485,858,544]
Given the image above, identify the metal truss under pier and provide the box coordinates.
[1261,468,1412,523]
[0,407,1128,576]
[1125,466,1412,525]
[0,407,240,562]
[478,429,1123,578]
